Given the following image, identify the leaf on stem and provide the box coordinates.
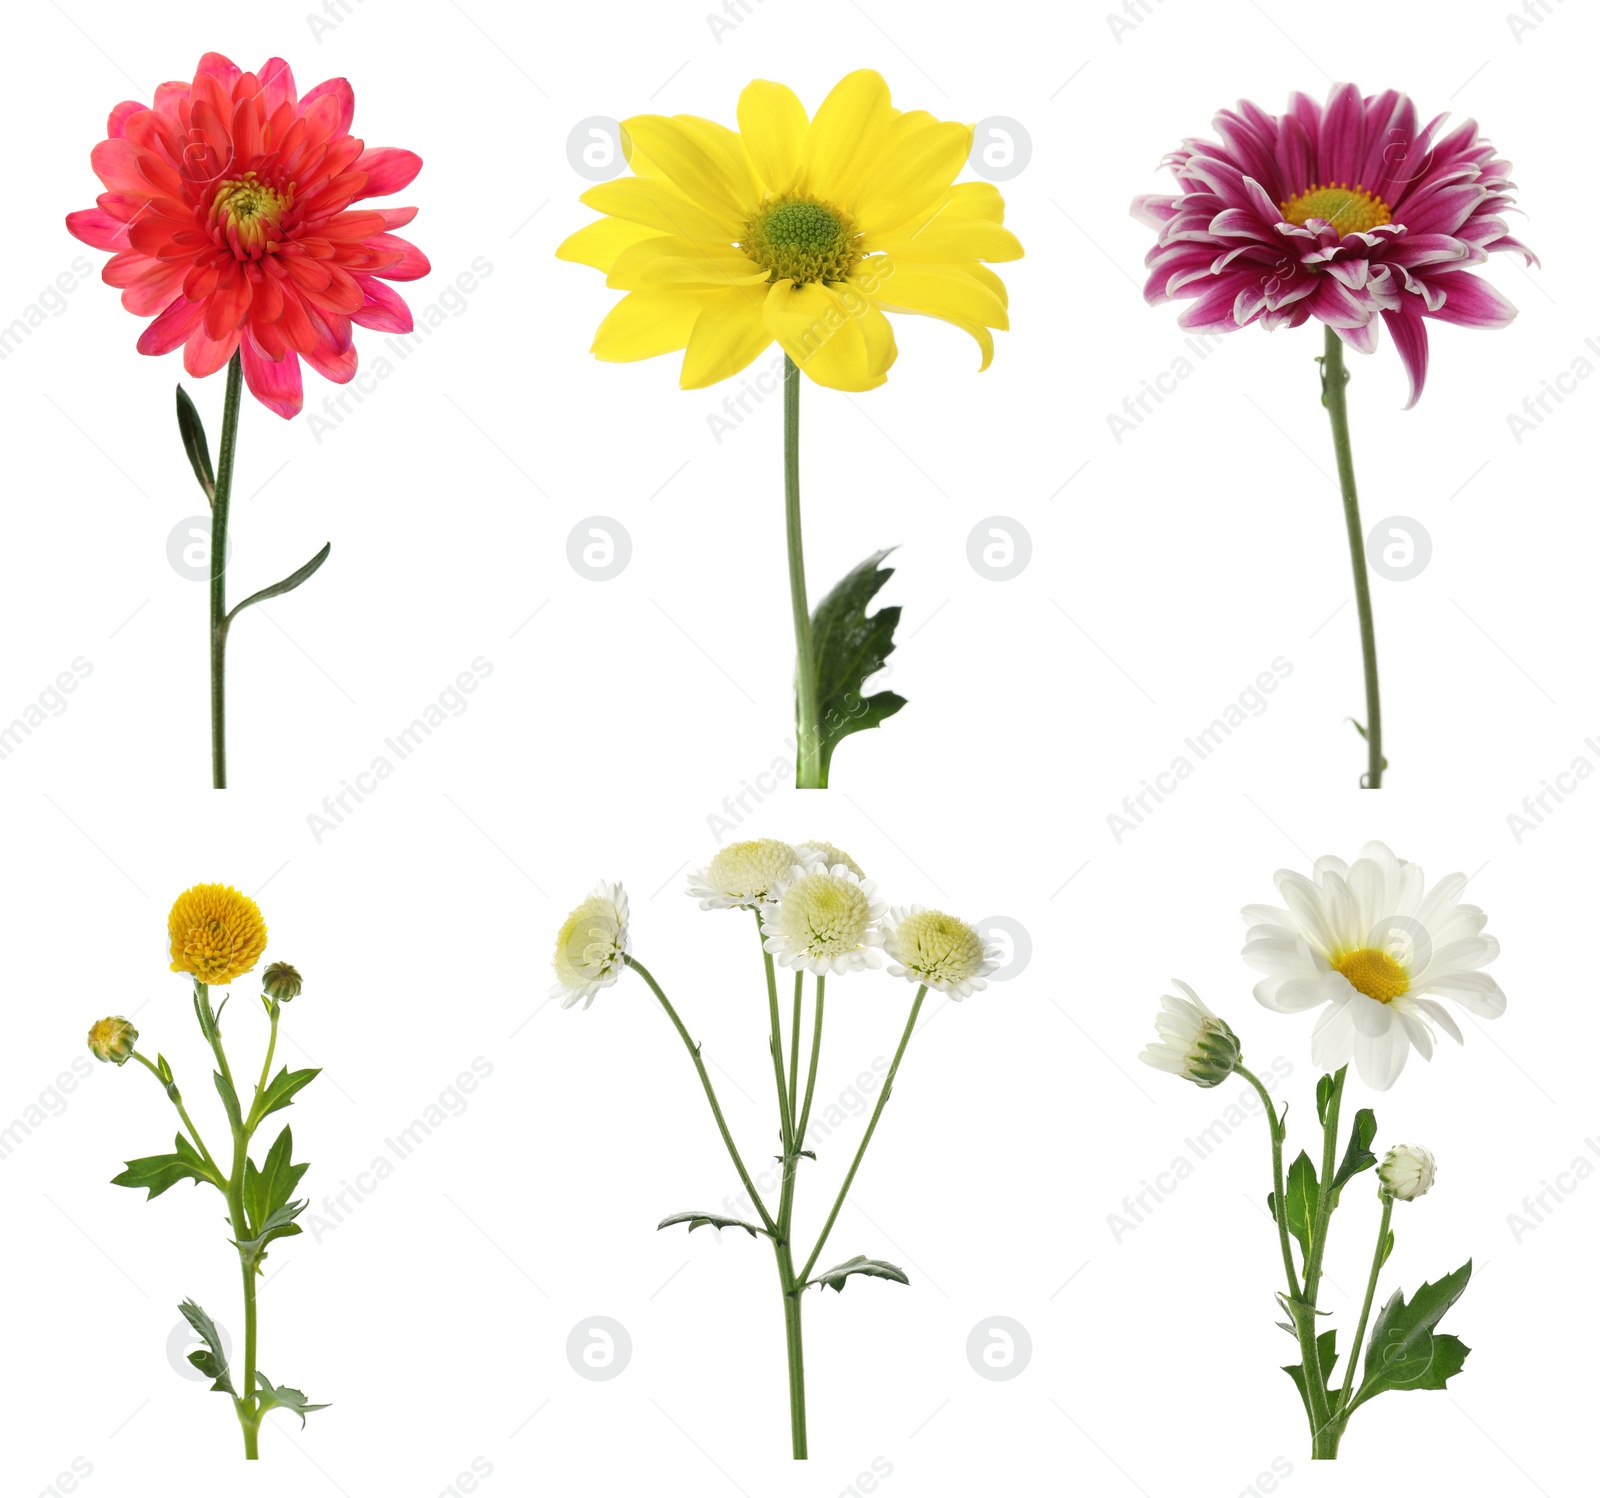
[1282,1326,1338,1426]
[176,386,215,503]
[255,1065,320,1121]
[232,1200,307,1265]
[224,543,332,628]
[1344,1261,1472,1414]
[1270,1150,1319,1270]
[244,1125,311,1238]
[213,1068,243,1124]
[810,550,907,780]
[179,1298,235,1395]
[657,1210,767,1239]
[255,1372,330,1427]
[1347,719,1389,771]
[111,1134,214,1198]
[1316,1074,1336,1126]
[807,1255,910,1293]
[1329,1107,1378,1204]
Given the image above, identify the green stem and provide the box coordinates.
[778,1240,807,1460]
[1336,1191,1395,1421]
[787,972,803,1121]
[246,1002,281,1133]
[624,956,778,1238]
[1320,328,1382,788]
[210,350,245,790]
[784,356,824,790]
[1235,1065,1301,1301]
[757,914,796,1154]
[1302,1066,1347,1308]
[799,985,925,1286]
[794,977,825,1149]
[129,1050,225,1184]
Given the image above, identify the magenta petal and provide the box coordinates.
[349,275,414,333]
[1381,308,1429,408]
[1425,269,1518,330]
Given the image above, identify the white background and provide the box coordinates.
[1,0,1595,1494]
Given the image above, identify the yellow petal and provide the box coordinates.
[556,216,664,273]
[868,259,1009,329]
[940,181,1007,223]
[591,290,714,363]
[761,280,886,392]
[737,80,808,194]
[851,120,975,234]
[606,235,767,291]
[622,114,754,227]
[581,176,743,242]
[966,263,1010,309]
[841,282,898,382]
[799,70,891,204]
[681,287,775,388]
[678,115,762,202]
[866,219,1024,263]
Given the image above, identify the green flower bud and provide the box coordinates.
[262,962,303,1003]
[88,1016,139,1066]
[1139,982,1241,1088]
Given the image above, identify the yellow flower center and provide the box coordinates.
[742,194,861,285]
[773,873,871,956]
[183,919,238,973]
[893,909,984,986]
[1333,947,1410,1003]
[211,173,292,256]
[1279,182,1393,237]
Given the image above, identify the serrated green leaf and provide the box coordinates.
[244,1125,311,1237]
[807,1255,910,1293]
[809,549,907,782]
[225,542,332,626]
[657,1210,766,1239]
[1282,1326,1338,1426]
[176,386,215,503]
[233,1200,306,1264]
[256,1372,330,1427]
[111,1134,214,1199]
[254,1065,320,1122]
[1329,1107,1378,1203]
[179,1298,234,1395]
[1345,1261,1472,1415]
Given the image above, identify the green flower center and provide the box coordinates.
[894,910,984,985]
[742,195,861,285]
[775,874,870,956]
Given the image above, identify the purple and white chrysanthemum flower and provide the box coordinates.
[1132,82,1537,406]
[1241,840,1504,1091]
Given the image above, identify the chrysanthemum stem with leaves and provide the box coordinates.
[1338,1189,1395,1418]
[1320,330,1383,788]
[783,356,825,788]
[209,351,245,789]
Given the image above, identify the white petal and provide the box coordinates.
[1353,1021,1411,1090]
[1311,999,1356,1071]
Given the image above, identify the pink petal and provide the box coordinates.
[66,208,130,251]
[1425,269,1518,330]
[354,147,423,198]
[1380,307,1429,409]
[241,334,303,419]
[137,295,205,355]
[349,275,414,333]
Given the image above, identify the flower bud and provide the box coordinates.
[262,962,303,1003]
[87,1016,139,1066]
[1139,981,1241,1088]
[1378,1144,1436,1201]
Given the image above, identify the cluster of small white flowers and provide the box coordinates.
[551,840,1002,1005]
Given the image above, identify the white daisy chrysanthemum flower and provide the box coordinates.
[551,881,630,1010]
[793,841,865,878]
[760,867,886,975]
[1242,840,1504,1091]
[1138,980,1241,1088]
[687,839,800,910]
[878,906,1000,998]
[1378,1144,1437,1201]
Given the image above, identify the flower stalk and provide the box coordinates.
[209,351,245,789]
[784,356,824,789]
[1320,330,1383,787]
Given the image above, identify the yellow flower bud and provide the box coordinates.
[88,1016,139,1066]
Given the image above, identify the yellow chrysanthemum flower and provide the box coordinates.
[557,69,1023,392]
[168,883,268,985]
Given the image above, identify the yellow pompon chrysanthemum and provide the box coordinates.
[168,883,269,986]
[556,70,1024,392]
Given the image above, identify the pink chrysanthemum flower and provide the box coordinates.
[1132,83,1536,406]
[67,52,428,419]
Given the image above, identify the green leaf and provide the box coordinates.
[1274,1151,1319,1270]
[1316,1074,1335,1125]
[1344,1261,1471,1415]
[1329,1107,1378,1203]
[1379,1228,1396,1268]
[1347,719,1390,772]
[244,1125,311,1237]
[255,1372,330,1427]
[213,1068,243,1126]
[254,1065,320,1122]
[176,386,215,503]
[225,542,332,626]
[1282,1327,1338,1426]
[233,1200,306,1264]
[657,1210,766,1239]
[809,549,907,780]
[111,1134,214,1199]
[179,1299,234,1395]
[807,1255,911,1293]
